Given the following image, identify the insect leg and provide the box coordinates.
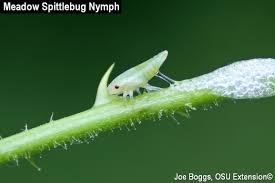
[128,90,133,98]
[123,92,128,98]
[123,91,134,99]
[136,88,141,95]
[156,74,171,84]
[145,84,162,92]
[156,71,176,84]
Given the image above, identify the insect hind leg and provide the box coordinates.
[156,71,176,84]
[145,84,162,92]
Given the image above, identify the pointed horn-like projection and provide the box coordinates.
[93,63,115,107]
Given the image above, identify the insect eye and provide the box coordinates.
[114,85,119,89]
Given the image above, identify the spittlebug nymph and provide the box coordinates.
[108,50,175,98]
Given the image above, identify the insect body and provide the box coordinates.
[108,50,175,98]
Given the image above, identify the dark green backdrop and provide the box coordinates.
[0,0,274,182]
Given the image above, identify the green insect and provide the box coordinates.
[108,50,175,98]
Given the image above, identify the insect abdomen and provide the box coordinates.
[143,62,160,80]
[137,50,168,81]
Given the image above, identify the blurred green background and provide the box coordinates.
[0,0,275,182]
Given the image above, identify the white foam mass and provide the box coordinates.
[174,58,275,99]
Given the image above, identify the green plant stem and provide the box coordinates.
[0,84,221,164]
[2,56,275,165]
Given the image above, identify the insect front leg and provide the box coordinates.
[123,90,134,99]
[123,92,128,98]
